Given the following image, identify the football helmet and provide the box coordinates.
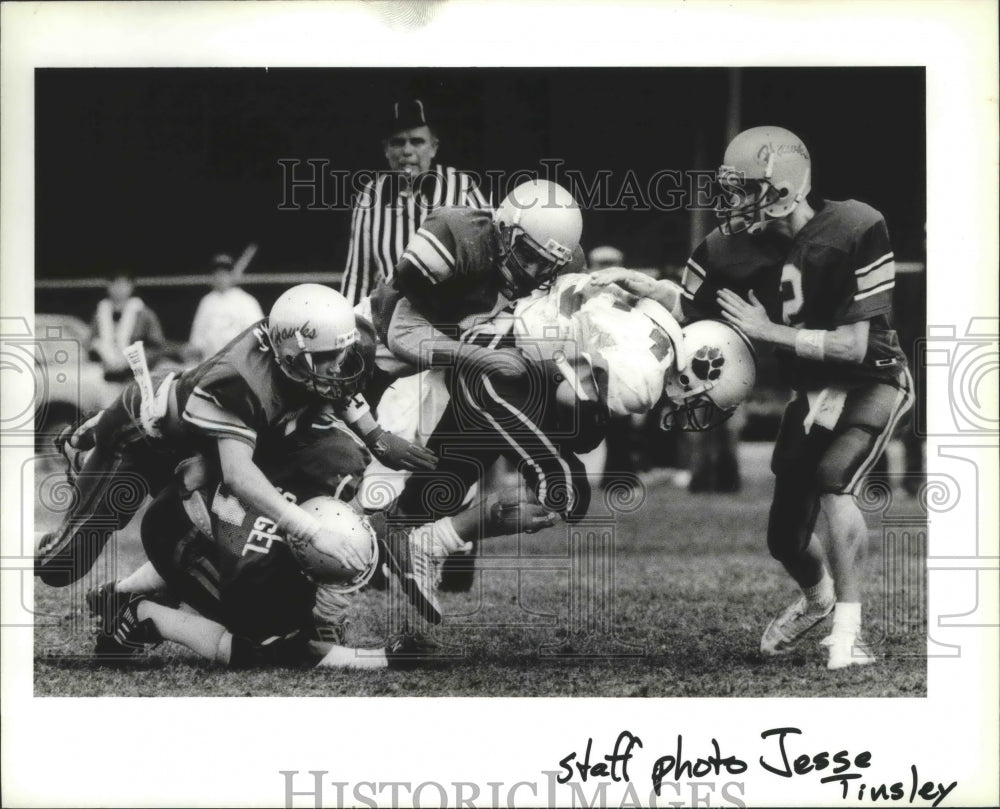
[715,126,811,235]
[495,179,582,298]
[267,284,366,400]
[287,497,380,591]
[660,320,756,431]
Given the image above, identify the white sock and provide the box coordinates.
[317,645,388,670]
[802,571,835,608]
[831,602,862,635]
[419,517,471,559]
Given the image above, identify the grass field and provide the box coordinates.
[33,443,927,698]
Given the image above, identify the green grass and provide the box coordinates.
[33,444,927,697]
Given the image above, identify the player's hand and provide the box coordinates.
[458,344,531,381]
[487,487,561,536]
[316,526,369,572]
[366,427,438,472]
[717,289,774,341]
[589,267,659,298]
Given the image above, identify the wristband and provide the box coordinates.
[794,329,826,362]
[337,394,371,425]
[277,501,322,544]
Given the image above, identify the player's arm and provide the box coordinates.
[216,437,367,570]
[589,267,686,324]
[717,288,870,364]
[180,379,369,558]
[380,294,525,380]
[327,394,438,472]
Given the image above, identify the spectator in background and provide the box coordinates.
[89,273,167,383]
[340,98,491,306]
[187,253,264,362]
[587,245,625,271]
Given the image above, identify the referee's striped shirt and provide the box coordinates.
[340,163,491,305]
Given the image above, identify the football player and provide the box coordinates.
[86,423,554,668]
[366,179,585,591]
[394,269,756,594]
[35,284,436,590]
[671,125,912,669]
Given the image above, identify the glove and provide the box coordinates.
[365,426,438,472]
[486,487,561,537]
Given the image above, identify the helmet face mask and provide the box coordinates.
[660,391,735,432]
[267,284,366,402]
[496,221,572,297]
[716,167,788,236]
[280,344,366,401]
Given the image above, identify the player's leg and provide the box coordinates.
[817,376,914,669]
[390,388,503,596]
[760,394,837,655]
[35,384,164,587]
[98,594,309,668]
[87,484,222,655]
[458,369,589,522]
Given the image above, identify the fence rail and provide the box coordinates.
[33,263,926,290]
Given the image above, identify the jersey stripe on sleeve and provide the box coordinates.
[401,226,456,283]
[183,387,258,445]
[681,258,706,301]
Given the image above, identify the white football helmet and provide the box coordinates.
[661,320,757,431]
[267,284,366,400]
[286,497,380,591]
[715,126,811,236]
[495,179,582,298]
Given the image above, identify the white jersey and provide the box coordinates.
[501,274,680,417]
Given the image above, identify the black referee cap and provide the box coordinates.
[384,98,432,137]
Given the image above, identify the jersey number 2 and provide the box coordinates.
[780,263,804,326]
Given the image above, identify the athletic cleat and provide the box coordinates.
[385,632,438,670]
[53,414,99,484]
[87,584,160,658]
[760,595,835,656]
[382,528,442,625]
[86,581,125,636]
[826,632,876,670]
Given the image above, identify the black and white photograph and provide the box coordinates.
[2,2,997,808]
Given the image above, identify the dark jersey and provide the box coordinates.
[682,199,907,390]
[173,318,379,452]
[203,423,371,639]
[369,206,512,356]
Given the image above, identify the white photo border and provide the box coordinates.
[2,1,997,807]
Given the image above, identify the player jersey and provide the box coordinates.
[369,206,513,358]
[681,199,907,390]
[202,424,371,640]
[173,317,379,451]
[477,273,677,417]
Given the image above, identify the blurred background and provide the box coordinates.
[33,67,925,486]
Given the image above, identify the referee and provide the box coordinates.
[340,98,491,306]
